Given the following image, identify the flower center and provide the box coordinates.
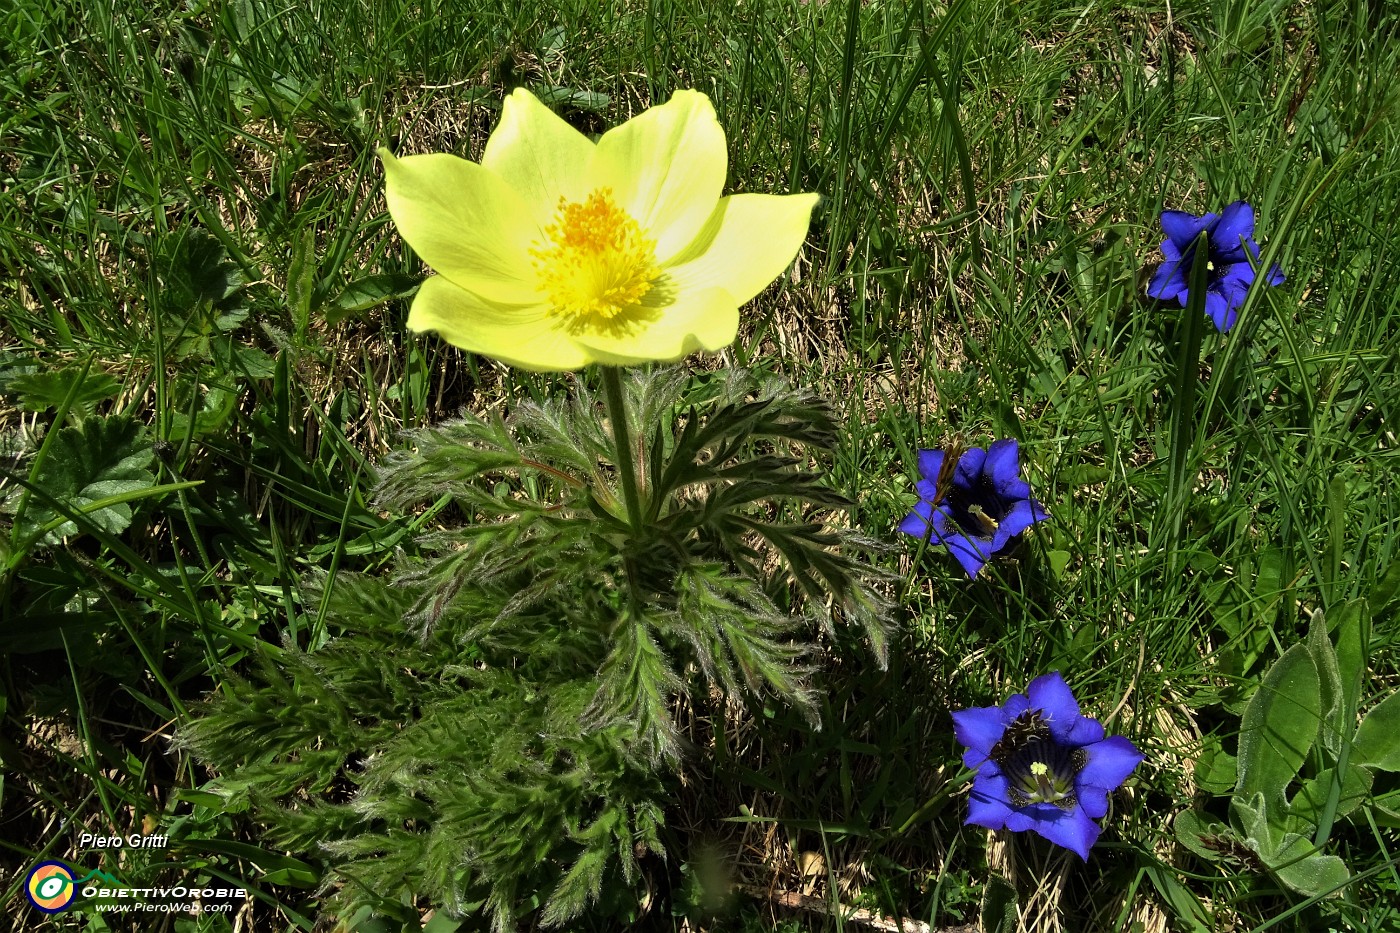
[991,711,1087,812]
[531,188,661,327]
[965,504,1000,536]
[948,476,1005,539]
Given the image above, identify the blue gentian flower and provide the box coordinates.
[1147,200,1285,333]
[898,439,1048,578]
[952,672,1144,860]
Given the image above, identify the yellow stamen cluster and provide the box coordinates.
[531,188,661,327]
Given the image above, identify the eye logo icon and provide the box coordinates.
[26,861,77,913]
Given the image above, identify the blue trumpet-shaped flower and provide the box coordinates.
[1147,200,1284,333]
[898,439,1048,578]
[952,672,1144,860]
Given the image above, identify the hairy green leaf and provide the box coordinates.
[1354,690,1400,771]
[1266,833,1350,898]
[7,365,121,418]
[1236,643,1321,826]
[17,414,156,545]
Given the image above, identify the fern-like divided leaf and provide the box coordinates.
[183,364,892,929]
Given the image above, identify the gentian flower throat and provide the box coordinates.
[991,709,1086,811]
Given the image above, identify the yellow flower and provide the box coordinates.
[378,89,819,371]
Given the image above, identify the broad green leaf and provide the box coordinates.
[8,366,121,418]
[422,915,463,933]
[212,337,277,378]
[1371,560,1400,613]
[1373,789,1400,828]
[1354,690,1400,771]
[1237,643,1321,825]
[1173,809,1232,862]
[161,228,246,318]
[1194,737,1237,795]
[1253,546,1287,602]
[1307,608,1344,756]
[168,386,238,438]
[1266,833,1350,898]
[288,225,316,340]
[980,873,1017,933]
[532,84,611,112]
[1331,599,1370,737]
[328,271,420,323]
[1231,792,1279,856]
[20,415,157,545]
[1287,764,1373,828]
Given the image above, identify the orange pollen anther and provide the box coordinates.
[530,188,661,322]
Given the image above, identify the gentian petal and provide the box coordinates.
[1160,209,1214,249]
[898,499,936,537]
[1076,737,1144,820]
[1001,692,1031,721]
[1147,256,1188,302]
[1205,289,1236,332]
[481,88,596,225]
[966,770,1016,831]
[1077,782,1112,819]
[983,439,1031,499]
[943,531,994,578]
[1266,263,1285,286]
[930,506,957,536]
[590,90,727,264]
[1000,805,1042,834]
[917,449,946,484]
[1055,711,1105,748]
[664,193,819,305]
[1030,806,1101,861]
[993,498,1047,544]
[1218,267,1254,312]
[1212,201,1256,262]
[1026,672,1081,725]
[379,150,540,305]
[901,502,955,540]
[953,447,988,490]
[406,276,589,371]
[990,523,1018,555]
[1221,261,1258,289]
[952,706,1008,761]
[1081,736,1145,791]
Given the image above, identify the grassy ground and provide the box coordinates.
[2,0,1399,930]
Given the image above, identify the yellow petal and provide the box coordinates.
[379,148,539,304]
[406,275,591,372]
[481,88,597,225]
[573,282,738,365]
[589,90,726,264]
[664,192,819,305]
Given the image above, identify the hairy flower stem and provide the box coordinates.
[601,366,648,624]
[601,366,644,534]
